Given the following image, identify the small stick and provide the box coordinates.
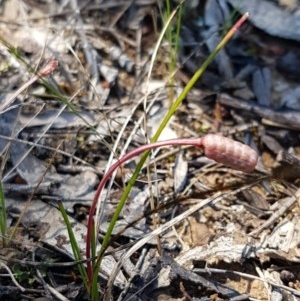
[249,192,298,236]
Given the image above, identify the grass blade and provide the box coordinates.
[0,181,7,247]
[58,201,89,291]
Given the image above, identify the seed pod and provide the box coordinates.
[201,134,258,172]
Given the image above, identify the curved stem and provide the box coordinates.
[86,11,250,290]
[86,137,202,284]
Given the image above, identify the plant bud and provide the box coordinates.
[201,134,258,172]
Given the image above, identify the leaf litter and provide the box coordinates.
[1,0,300,300]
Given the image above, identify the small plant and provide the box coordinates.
[12,263,40,285]
[85,12,250,300]
[58,202,89,290]
[86,134,258,293]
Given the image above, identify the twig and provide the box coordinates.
[249,190,299,236]
[218,93,300,130]
[0,260,26,292]
[44,282,71,301]
[193,267,300,297]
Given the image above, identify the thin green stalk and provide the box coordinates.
[174,1,183,59]
[151,13,249,140]
[58,201,88,291]
[163,0,183,105]
[0,181,7,247]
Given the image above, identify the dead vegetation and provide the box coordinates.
[1,0,300,300]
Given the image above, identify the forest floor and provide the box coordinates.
[1,1,300,300]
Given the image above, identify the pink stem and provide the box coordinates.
[86,137,202,282]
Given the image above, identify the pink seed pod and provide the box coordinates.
[39,60,58,76]
[201,134,258,172]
